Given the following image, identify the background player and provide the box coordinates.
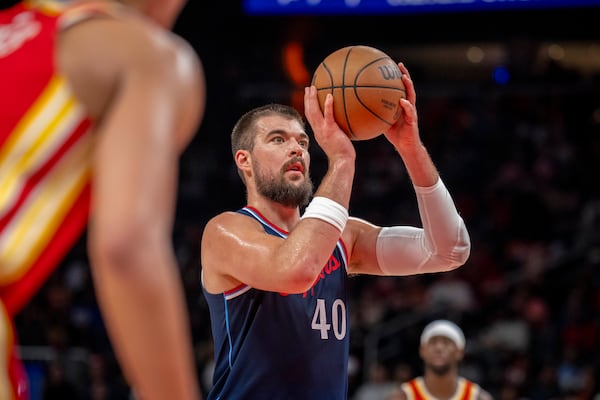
[394,320,494,400]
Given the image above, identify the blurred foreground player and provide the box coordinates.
[0,0,205,399]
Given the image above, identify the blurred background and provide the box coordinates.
[15,1,600,399]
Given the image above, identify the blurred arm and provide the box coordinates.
[59,15,204,400]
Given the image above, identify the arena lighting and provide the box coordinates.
[244,0,600,15]
[493,65,510,85]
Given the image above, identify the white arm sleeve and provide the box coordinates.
[376,178,471,275]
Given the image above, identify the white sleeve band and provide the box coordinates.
[376,178,471,275]
[301,196,349,233]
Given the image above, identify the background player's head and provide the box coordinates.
[419,320,466,376]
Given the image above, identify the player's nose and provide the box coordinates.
[289,140,305,156]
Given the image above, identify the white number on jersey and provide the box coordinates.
[311,298,346,340]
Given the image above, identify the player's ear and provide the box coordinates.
[235,150,251,171]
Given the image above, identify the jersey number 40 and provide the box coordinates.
[312,298,347,340]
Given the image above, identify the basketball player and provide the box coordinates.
[200,63,471,399]
[394,320,494,400]
[0,1,205,399]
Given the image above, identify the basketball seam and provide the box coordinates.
[353,57,403,129]
[321,63,335,90]
[343,47,353,139]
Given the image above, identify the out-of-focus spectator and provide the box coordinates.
[353,362,397,400]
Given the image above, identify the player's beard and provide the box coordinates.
[253,158,313,208]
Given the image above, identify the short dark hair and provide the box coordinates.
[230,103,305,156]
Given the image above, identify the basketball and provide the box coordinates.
[311,45,406,141]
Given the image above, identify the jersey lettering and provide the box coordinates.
[280,254,342,297]
[301,254,341,298]
[0,11,41,58]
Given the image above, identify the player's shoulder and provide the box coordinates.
[207,210,253,225]
[58,1,200,87]
[59,0,130,26]
[58,0,194,59]
[55,2,197,116]
[203,210,260,238]
[392,384,409,400]
[477,387,494,400]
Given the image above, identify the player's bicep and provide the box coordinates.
[200,214,288,293]
[344,217,385,276]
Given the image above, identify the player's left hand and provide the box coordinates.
[384,63,421,151]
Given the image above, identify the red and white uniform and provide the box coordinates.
[401,377,483,400]
[0,1,118,397]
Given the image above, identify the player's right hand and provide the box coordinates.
[304,86,356,163]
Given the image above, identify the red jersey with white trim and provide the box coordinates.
[401,377,481,400]
[0,1,118,398]
[0,0,94,316]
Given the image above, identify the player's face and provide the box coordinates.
[251,115,313,207]
[420,336,462,376]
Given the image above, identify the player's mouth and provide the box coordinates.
[284,160,305,175]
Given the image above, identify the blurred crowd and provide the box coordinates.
[14,18,600,400]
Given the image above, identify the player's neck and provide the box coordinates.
[422,373,460,400]
[247,196,301,233]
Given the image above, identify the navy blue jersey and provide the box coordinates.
[202,206,350,400]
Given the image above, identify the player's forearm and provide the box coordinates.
[89,244,200,400]
[279,158,354,293]
[395,141,439,187]
[414,178,471,268]
[314,156,355,209]
[376,178,470,275]
[278,217,344,293]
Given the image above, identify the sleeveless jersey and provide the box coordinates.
[0,0,95,316]
[202,206,351,400]
[0,2,119,398]
[401,377,482,400]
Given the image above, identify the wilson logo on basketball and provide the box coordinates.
[378,64,402,80]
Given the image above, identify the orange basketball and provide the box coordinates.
[311,45,405,141]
